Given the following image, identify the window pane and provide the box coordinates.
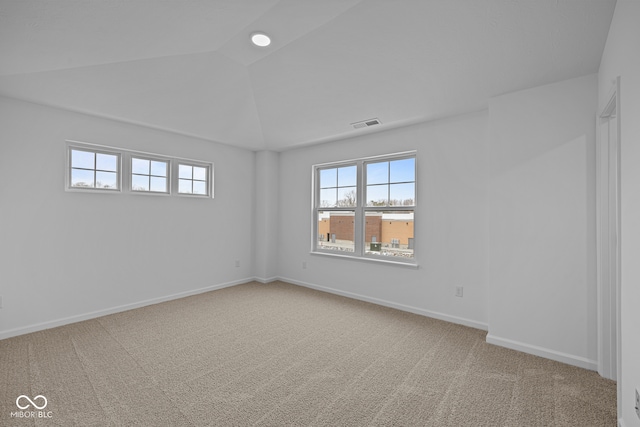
[338,166,356,187]
[96,153,118,172]
[132,158,150,175]
[366,161,388,185]
[179,179,192,193]
[320,188,337,207]
[95,171,117,189]
[390,158,415,183]
[364,211,414,258]
[317,211,355,253]
[179,165,192,179]
[337,187,357,207]
[193,180,207,195]
[389,183,415,206]
[320,168,337,188]
[150,161,167,177]
[150,177,167,192]
[71,150,94,169]
[71,169,94,187]
[132,174,149,191]
[366,184,388,206]
[193,166,207,181]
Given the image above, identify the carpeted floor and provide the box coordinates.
[1,281,616,426]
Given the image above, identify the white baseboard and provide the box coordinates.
[279,276,488,331]
[486,334,598,371]
[618,418,625,427]
[253,276,279,284]
[0,277,253,341]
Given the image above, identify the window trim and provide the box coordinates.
[175,161,213,198]
[66,144,122,193]
[130,155,171,194]
[65,140,214,199]
[312,151,417,266]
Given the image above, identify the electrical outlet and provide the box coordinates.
[302,261,307,269]
[235,260,240,268]
[455,287,463,298]
[635,388,639,420]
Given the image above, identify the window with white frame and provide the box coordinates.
[131,157,169,193]
[313,152,416,263]
[69,147,120,190]
[178,163,210,196]
[66,141,213,198]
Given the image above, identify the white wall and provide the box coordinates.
[254,150,280,282]
[486,74,598,369]
[277,111,489,329]
[598,1,640,425]
[0,96,255,338]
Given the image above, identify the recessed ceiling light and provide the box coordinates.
[251,32,271,47]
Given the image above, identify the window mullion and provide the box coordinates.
[387,161,391,206]
[121,152,127,192]
[354,161,364,257]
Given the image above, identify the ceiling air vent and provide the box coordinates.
[351,118,381,129]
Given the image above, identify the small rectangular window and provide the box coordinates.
[131,157,169,193]
[366,157,415,206]
[319,165,357,207]
[317,210,355,253]
[69,148,120,190]
[363,210,414,258]
[178,163,210,196]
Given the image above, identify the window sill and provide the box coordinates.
[65,187,121,194]
[310,250,419,269]
[176,193,213,199]
[130,190,171,196]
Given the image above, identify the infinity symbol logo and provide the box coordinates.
[16,395,48,410]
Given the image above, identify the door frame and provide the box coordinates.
[595,77,621,415]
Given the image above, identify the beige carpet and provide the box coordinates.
[1,281,616,426]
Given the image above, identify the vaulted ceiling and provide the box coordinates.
[0,0,616,151]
